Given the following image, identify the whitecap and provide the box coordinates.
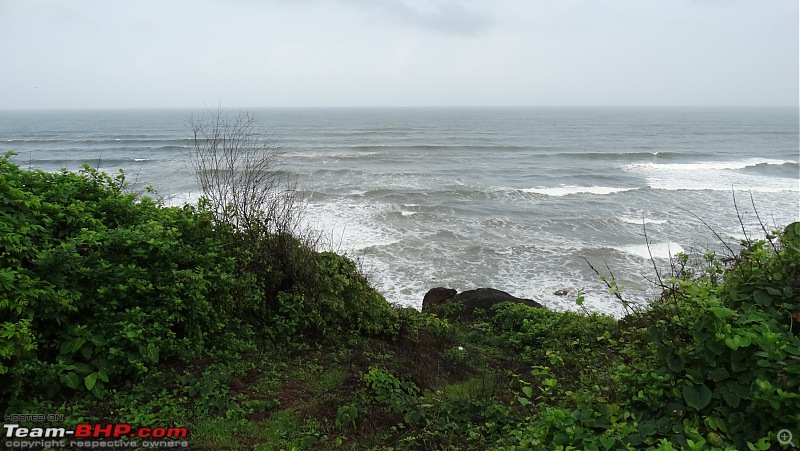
[623,157,799,192]
[615,242,684,259]
[520,186,633,196]
[618,217,668,225]
[623,158,792,171]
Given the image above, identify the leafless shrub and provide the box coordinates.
[189,109,329,295]
[189,108,299,235]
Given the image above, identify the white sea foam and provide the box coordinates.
[615,242,684,259]
[624,158,793,171]
[301,199,396,252]
[520,186,633,196]
[623,158,799,192]
[619,217,668,225]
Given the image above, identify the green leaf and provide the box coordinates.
[710,307,734,319]
[89,335,107,346]
[522,386,533,398]
[69,337,87,353]
[60,372,80,389]
[720,387,741,408]
[753,290,772,307]
[517,397,531,406]
[639,420,657,437]
[73,362,94,374]
[656,416,671,433]
[84,372,98,390]
[149,345,159,362]
[648,325,665,344]
[707,367,729,381]
[599,436,615,450]
[91,380,106,399]
[667,354,685,372]
[682,383,712,410]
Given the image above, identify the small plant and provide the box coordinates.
[335,404,359,429]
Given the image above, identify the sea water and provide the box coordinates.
[1,107,798,316]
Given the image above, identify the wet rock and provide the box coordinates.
[449,288,543,311]
[422,287,458,311]
[553,289,570,296]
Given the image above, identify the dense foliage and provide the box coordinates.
[1,151,797,450]
[0,153,396,410]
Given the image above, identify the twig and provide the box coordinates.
[679,208,737,259]
[731,187,751,246]
[643,218,664,289]
[750,191,778,253]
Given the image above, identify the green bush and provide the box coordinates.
[0,155,240,404]
[612,222,800,447]
[491,302,617,366]
[0,154,413,412]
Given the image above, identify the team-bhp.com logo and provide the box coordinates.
[4,423,189,448]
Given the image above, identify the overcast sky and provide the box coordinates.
[0,0,797,109]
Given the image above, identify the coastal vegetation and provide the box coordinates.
[1,120,798,449]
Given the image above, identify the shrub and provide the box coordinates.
[0,151,410,410]
[610,222,800,448]
[491,303,616,364]
[0,154,242,404]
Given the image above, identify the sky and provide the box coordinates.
[0,0,797,109]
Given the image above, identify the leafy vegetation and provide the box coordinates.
[0,152,396,406]
[1,148,798,449]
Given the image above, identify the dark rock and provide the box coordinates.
[553,289,570,296]
[449,288,543,311]
[422,287,457,311]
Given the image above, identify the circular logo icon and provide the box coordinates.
[777,429,795,447]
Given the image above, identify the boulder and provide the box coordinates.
[449,288,543,311]
[553,289,570,296]
[422,287,458,311]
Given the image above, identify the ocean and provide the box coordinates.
[1,107,798,316]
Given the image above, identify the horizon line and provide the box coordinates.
[0,104,797,112]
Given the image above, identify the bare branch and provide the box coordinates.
[731,187,751,247]
[679,207,737,259]
[750,191,779,253]
[189,108,297,234]
[642,218,664,289]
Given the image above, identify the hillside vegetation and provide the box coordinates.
[1,152,798,450]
